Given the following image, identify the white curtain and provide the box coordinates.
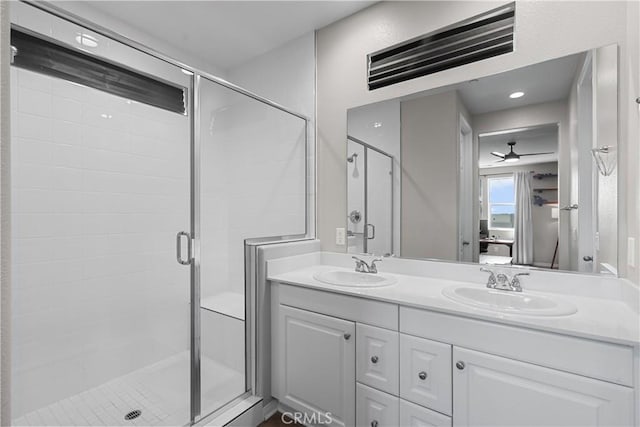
[514,171,534,265]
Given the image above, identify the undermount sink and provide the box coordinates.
[313,270,397,287]
[442,286,577,317]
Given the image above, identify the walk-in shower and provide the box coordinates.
[8,2,310,426]
[346,136,393,256]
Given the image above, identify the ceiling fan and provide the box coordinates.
[490,141,554,163]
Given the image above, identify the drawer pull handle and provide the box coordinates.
[418,371,427,380]
[456,361,465,370]
[371,421,378,427]
[344,333,351,340]
[371,356,379,364]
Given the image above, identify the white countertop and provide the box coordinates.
[268,264,640,347]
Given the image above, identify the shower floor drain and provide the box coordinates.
[124,410,142,421]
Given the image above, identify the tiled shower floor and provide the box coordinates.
[12,352,244,426]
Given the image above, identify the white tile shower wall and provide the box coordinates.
[227,31,316,237]
[199,34,315,301]
[10,68,191,417]
[199,81,307,300]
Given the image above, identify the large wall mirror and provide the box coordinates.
[346,45,618,274]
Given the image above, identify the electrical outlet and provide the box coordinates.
[336,227,346,246]
[628,237,636,268]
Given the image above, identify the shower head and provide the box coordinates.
[347,153,358,163]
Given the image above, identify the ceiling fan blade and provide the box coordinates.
[494,159,506,163]
[490,152,505,158]
[519,152,555,156]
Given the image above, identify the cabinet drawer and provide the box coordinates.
[356,383,399,427]
[357,324,399,395]
[400,399,451,427]
[400,334,452,416]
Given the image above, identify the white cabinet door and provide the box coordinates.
[356,383,399,427]
[399,399,451,427]
[357,324,399,395]
[453,347,634,427]
[278,305,355,427]
[400,334,452,415]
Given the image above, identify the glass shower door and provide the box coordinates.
[347,137,394,256]
[195,76,307,418]
[365,148,393,256]
[10,66,192,426]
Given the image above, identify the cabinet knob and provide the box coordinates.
[371,421,378,427]
[456,361,465,370]
[343,333,351,340]
[371,355,379,364]
[418,371,428,380]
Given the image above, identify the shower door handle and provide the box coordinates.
[366,223,376,240]
[176,231,192,265]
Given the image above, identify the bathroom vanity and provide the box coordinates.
[267,253,639,427]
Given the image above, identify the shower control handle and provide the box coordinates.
[176,231,192,266]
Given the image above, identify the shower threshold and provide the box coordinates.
[13,352,244,426]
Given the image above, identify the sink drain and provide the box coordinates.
[124,410,142,421]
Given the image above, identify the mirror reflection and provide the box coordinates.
[347,45,618,274]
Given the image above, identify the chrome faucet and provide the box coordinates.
[480,267,529,292]
[352,256,382,274]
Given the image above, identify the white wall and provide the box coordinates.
[624,0,640,284]
[400,91,463,260]
[227,32,316,239]
[199,33,315,301]
[0,2,11,424]
[316,1,639,283]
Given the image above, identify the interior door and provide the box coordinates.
[458,115,473,262]
[576,54,595,272]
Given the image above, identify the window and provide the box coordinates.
[488,175,515,229]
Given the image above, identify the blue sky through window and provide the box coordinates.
[489,177,515,204]
[488,176,515,228]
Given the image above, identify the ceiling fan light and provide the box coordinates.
[504,157,519,163]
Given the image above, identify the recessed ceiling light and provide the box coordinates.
[373,122,382,128]
[509,91,525,99]
[100,113,113,119]
[75,33,98,48]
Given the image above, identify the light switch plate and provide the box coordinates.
[336,228,346,246]
[628,237,636,268]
